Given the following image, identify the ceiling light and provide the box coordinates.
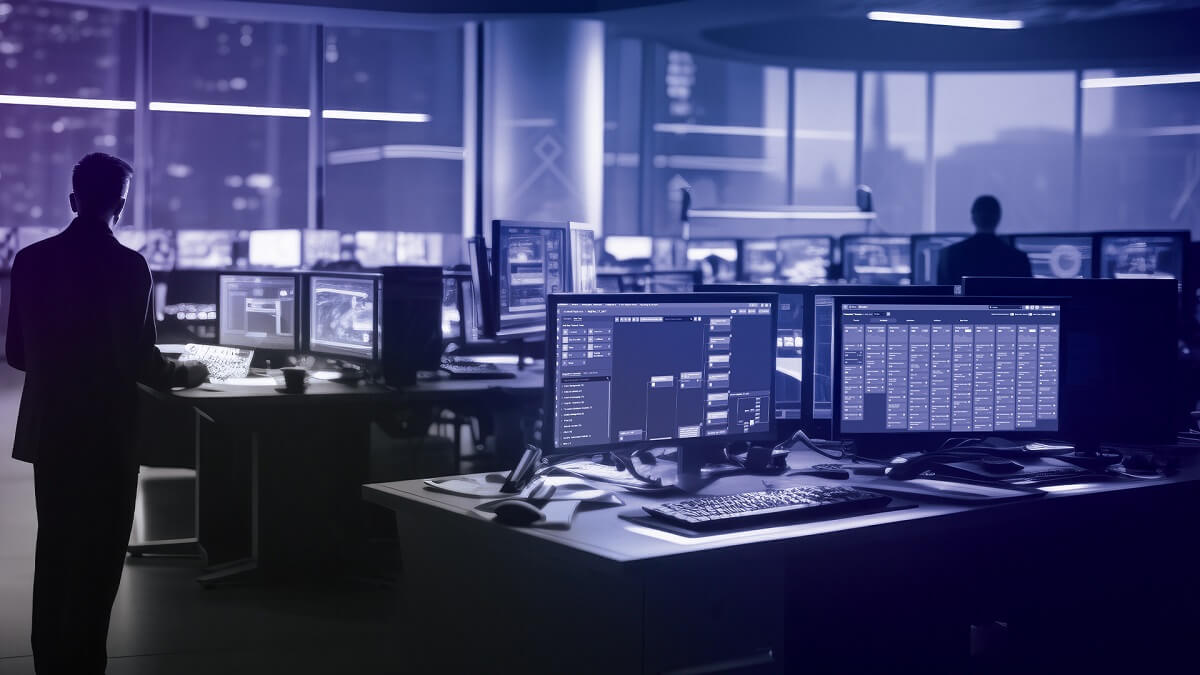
[148,101,310,117]
[0,94,136,110]
[1080,73,1200,89]
[867,11,1023,30]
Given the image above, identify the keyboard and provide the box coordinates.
[179,343,255,383]
[644,485,891,530]
[440,358,516,380]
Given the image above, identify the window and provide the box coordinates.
[0,0,135,229]
[323,25,464,237]
[602,36,641,235]
[792,69,856,208]
[649,47,788,235]
[933,72,1076,233]
[148,14,312,230]
[1081,69,1200,237]
[861,71,927,233]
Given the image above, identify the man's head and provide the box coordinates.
[70,152,132,226]
[970,195,1002,233]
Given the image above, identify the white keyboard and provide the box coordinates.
[179,343,255,383]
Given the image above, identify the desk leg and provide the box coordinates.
[194,410,254,579]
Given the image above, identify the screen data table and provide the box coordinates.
[839,303,1061,434]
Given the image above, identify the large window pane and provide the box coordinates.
[0,0,135,229]
[603,36,641,235]
[933,72,1075,233]
[862,71,927,233]
[792,69,856,208]
[650,47,788,235]
[1081,69,1200,237]
[148,14,312,230]
[323,26,463,237]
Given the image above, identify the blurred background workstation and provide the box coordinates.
[2,0,1200,673]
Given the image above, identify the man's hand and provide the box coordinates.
[174,360,209,388]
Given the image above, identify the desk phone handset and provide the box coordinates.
[501,445,543,494]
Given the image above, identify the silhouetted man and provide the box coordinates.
[7,153,206,674]
[937,195,1032,285]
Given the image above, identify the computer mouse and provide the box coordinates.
[977,457,1024,474]
[492,500,543,527]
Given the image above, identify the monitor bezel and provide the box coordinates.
[1095,229,1189,282]
[909,233,970,285]
[543,291,780,455]
[1008,232,1099,279]
[215,270,303,353]
[831,295,1068,452]
[839,234,915,284]
[490,220,572,336]
[303,270,383,362]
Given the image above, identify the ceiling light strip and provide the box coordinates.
[1080,73,1200,89]
[0,94,137,110]
[866,11,1023,30]
[148,101,311,117]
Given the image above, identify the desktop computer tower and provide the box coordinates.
[381,265,443,385]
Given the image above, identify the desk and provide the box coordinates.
[364,450,1200,673]
[134,376,393,585]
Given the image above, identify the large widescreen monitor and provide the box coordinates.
[841,235,912,285]
[544,293,777,455]
[911,234,967,285]
[1098,231,1187,282]
[177,230,235,269]
[686,239,738,282]
[1013,234,1095,279]
[777,236,833,283]
[248,229,303,268]
[738,240,778,282]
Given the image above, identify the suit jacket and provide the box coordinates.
[937,233,1033,286]
[7,217,188,464]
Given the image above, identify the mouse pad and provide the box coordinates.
[619,500,916,538]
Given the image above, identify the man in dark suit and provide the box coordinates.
[936,195,1032,285]
[6,153,206,674]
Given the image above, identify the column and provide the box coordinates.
[886,325,909,430]
[994,324,1017,431]
[972,325,996,431]
[929,324,953,431]
[907,324,931,431]
[951,325,974,432]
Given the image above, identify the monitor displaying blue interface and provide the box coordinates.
[604,236,653,262]
[548,297,776,451]
[777,236,832,283]
[911,235,967,285]
[1013,235,1094,279]
[836,300,1061,435]
[740,240,778,281]
[177,230,235,269]
[249,229,303,268]
[1099,233,1185,281]
[218,274,298,351]
[396,232,444,266]
[493,221,569,333]
[303,230,342,267]
[842,236,912,284]
[308,274,379,359]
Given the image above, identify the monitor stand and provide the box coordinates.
[673,444,743,493]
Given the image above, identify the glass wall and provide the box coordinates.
[0,0,135,229]
[861,71,927,233]
[933,71,1076,233]
[648,46,788,235]
[602,36,641,235]
[323,26,464,235]
[792,69,856,208]
[1081,69,1200,235]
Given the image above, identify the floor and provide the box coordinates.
[0,366,417,674]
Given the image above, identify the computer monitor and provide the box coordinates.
[1098,231,1187,282]
[0,229,17,269]
[354,231,397,269]
[177,230,235,269]
[738,240,778,282]
[962,277,1178,447]
[911,234,967,285]
[569,222,598,293]
[603,236,653,262]
[491,220,570,336]
[396,232,444,266]
[777,236,833,283]
[1012,234,1095,279]
[217,273,300,352]
[686,239,738,282]
[306,272,381,360]
[652,237,686,269]
[834,296,1063,451]
[248,229,303,268]
[544,293,778,462]
[303,230,342,267]
[841,235,912,285]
